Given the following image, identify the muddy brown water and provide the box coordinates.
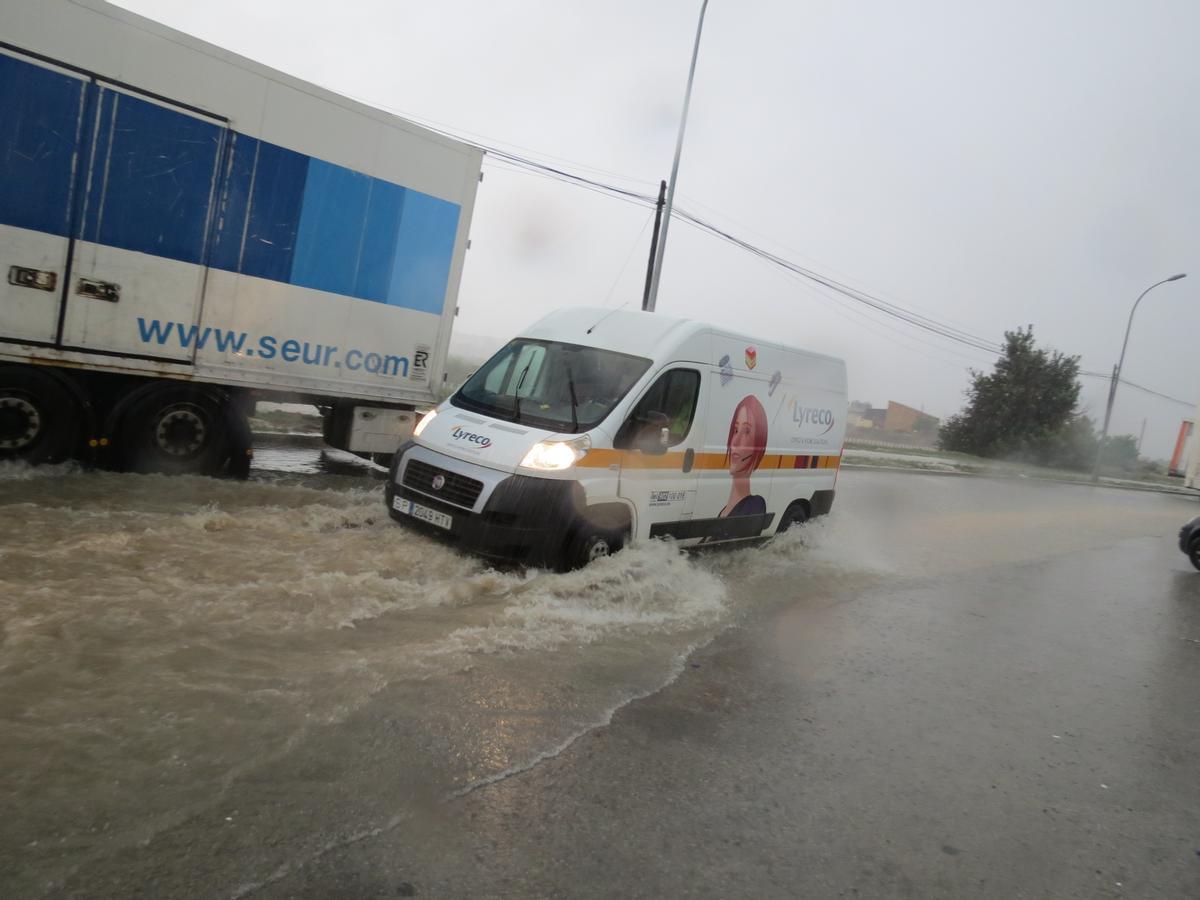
[1,455,1194,897]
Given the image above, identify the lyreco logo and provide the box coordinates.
[450,426,492,449]
[791,402,836,435]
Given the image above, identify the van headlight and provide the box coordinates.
[412,409,437,437]
[520,434,590,471]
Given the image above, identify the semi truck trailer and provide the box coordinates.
[0,0,481,475]
[1169,409,1200,490]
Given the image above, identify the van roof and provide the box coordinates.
[519,306,845,367]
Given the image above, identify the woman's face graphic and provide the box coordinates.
[729,406,756,477]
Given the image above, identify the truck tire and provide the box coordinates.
[118,386,230,476]
[224,402,254,480]
[1188,535,1200,572]
[0,367,80,464]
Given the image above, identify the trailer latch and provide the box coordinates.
[8,266,57,291]
[76,278,120,302]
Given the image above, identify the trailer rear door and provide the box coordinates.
[0,46,228,364]
[59,82,227,363]
[0,48,89,345]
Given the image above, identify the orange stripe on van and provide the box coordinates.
[576,450,843,471]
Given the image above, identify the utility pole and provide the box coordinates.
[644,0,710,313]
[1091,273,1186,481]
[641,180,667,311]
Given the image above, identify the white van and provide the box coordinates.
[385,307,847,568]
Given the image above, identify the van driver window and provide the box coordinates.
[621,369,700,448]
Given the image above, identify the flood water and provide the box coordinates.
[2,452,1195,897]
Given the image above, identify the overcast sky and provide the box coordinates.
[117,0,1200,458]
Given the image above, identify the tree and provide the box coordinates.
[1099,434,1140,471]
[1034,413,1098,471]
[938,327,1092,467]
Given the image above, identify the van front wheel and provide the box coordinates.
[563,528,623,570]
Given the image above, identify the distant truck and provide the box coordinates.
[0,0,481,475]
[1169,411,1200,489]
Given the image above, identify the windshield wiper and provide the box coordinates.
[566,362,580,433]
[512,360,533,423]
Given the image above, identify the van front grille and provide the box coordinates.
[402,459,483,509]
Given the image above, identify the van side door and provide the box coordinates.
[693,367,779,542]
[615,366,703,544]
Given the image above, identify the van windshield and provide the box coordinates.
[452,339,652,434]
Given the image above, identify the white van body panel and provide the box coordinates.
[417,407,557,476]
[387,307,847,567]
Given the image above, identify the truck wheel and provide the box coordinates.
[1188,536,1200,572]
[224,402,254,480]
[776,501,810,534]
[119,387,229,475]
[0,367,80,464]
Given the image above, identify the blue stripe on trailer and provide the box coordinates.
[236,139,308,284]
[386,190,461,314]
[0,51,462,311]
[0,53,87,237]
[290,158,373,298]
[77,87,222,265]
[355,178,406,302]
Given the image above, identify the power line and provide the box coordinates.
[670,205,1003,354]
[482,144,1200,417]
[1080,371,1194,408]
[483,157,655,211]
[425,119,1002,356]
[673,188,991,342]
[483,149,657,206]
[468,139,1021,358]
[487,154,1004,355]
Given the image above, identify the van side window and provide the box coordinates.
[616,369,700,450]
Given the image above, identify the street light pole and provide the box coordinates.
[1091,273,1187,481]
[644,0,710,314]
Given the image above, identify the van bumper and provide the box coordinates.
[384,442,584,568]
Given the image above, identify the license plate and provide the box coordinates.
[392,496,452,530]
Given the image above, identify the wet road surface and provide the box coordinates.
[2,460,1198,898]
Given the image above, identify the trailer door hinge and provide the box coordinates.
[8,266,57,292]
[76,278,120,303]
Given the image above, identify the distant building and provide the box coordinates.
[847,401,878,428]
[883,401,939,433]
[848,400,938,433]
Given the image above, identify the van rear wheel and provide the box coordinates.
[776,501,810,534]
